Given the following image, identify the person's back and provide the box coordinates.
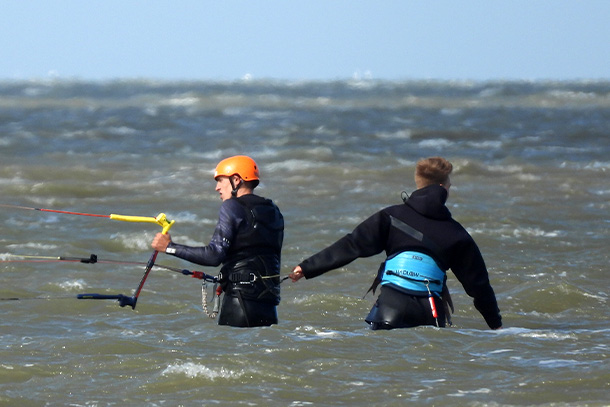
[364,184,500,329]
[290,157,502,330]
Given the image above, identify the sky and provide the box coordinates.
[1,1,609,82]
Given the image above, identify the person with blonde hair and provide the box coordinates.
[152,155,284,327]
[290,157,502,330]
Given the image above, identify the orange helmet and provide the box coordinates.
[214,155,260,182]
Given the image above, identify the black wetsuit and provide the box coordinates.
[166,194,284,327]
[299,185,502,330]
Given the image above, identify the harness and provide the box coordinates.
[381,251,445,294]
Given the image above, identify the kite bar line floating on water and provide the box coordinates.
[0,254,221,304]
[1,259,288,315]
[76,293,137,308]
[0,253,218,281]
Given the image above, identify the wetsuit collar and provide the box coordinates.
[405,185,451,220]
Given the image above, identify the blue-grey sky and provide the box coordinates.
[1,1,608,81]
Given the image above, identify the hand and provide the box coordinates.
[289,266,305,282]
[151,232,171,252]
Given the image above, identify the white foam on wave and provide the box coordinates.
[441,108,462,116]
[159,93,200,107]
[467,225,562,240]
[162,361,250,380]
[110,232,154,251]
[482,164,524,174]
[583,292,607,303]
[106,126,138,136]
[517,330,575,341]
[294,325,342,339]
[538,359,588,368]
[590,188,610,196]
[467,140,503,149]
[488,348,514,354]
[516,173,542,181]
[512,227,563,238]
[57,279,86,290]
[448,388,491,397]
[585,161,610,170]
[375,129,412,140]
[267,158,328,173]
[418,138,454,148]
[162,212,217,229]
[288,401,315,406]
[0,175,27,186]
[6,242,59,251]
[547,90,599,100]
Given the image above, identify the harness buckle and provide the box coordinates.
[228,272,258,285]
[244,273,258,284]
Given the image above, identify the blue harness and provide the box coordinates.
[381,251,445,294]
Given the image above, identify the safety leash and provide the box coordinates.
[201,281,220,319]
[425,279,439,327]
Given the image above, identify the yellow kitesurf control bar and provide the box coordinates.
[0,204,175,233]
[109,213,175,233]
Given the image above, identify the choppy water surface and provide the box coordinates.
[1,79,608,406]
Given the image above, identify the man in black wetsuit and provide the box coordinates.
[289,157,502,330]
[152,155,284,327]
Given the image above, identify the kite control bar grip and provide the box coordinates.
[156,213,175,234]
[77,293,137,309]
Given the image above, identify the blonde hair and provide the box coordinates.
[415,157,453,188]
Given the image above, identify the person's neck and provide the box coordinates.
[235,189,253,198]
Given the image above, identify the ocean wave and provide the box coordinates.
[162,361,252,380]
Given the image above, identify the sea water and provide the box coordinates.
[1,79,608,406]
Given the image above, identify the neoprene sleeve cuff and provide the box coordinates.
[165,242,177,255]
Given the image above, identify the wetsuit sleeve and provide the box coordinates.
[164,200,246,267]
[449,236,502,329]
[299,210,389,279]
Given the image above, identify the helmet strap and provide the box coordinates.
[230,177,243,197]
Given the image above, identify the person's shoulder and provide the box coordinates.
[220,198,247,214]
[238,193,279,209]
[238,193,268,203]
[449,218,477,243]
[382,203,409,215]
[386,202,406,210]
[358,204,401,225]
[218,199,250,227]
